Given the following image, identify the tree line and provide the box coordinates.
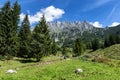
[0,1,57,61]
[0,1,120,61]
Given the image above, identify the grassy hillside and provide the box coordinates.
[91,44,120,60]
[0,56,120,80]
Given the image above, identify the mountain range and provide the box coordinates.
[47,21,120,47]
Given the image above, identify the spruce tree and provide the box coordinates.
[11,0,21,56]
[73,38,86,56]
[51,39,57,55]
[0,1,15,59]
[0,11,4,56]
[62,45,67,56]
[116,35,120,44]
[18,14,31,58]
[104,34,120,48]
[31,15,52,61]
[38,15,52,56]
[109,34,117,45]
[31,25,43,61]
[92,38,100,51]
[12,0,21,30]
[104,36,110,48]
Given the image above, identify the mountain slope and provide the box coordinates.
[91,44,120,60]
[48,21,120,47]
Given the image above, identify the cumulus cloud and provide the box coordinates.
[109,22,120,27]
[90,21,103,28]
[19,13,25,22]
[20,5,65,25]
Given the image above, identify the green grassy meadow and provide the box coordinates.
[0,57,120,80]
[0,44,120,80]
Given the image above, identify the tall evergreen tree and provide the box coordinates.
[73,38,86,56]
[11,0,21,56]
[91,38,100,51]
[109,34,116,45]
[38,15,52,56]
[51,39,57,55]
[0,1,21,59]
[31,25,44,61]
[31,15,52,61]
[12,0,21,30]
[104,34,120,48]
[18,14,31,58]
[116,35,120,44]
[0,1,15,59]
[0,10,4,56]
[62,45,67,56]
[104,35,110,48]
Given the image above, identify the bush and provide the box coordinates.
[0,55,4,60]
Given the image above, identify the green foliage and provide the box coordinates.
[73,38,86,56]
[18,14,31,58]
[12,0,21,29]
[0,1,12,58]
[104,35,110,47]
[31,25,44,61]
[0,1,20,59]
[51,39,57,55]
[104,34,120,48]
[91,38,100,51]
[11,0,21,56]
[31,15,52,61]
[62,46,67,56]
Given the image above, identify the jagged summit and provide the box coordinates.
[48,21,95,33]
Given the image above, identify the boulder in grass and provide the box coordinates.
[60,56,67,60]
[6,69,17,74]
[75,68,83,74]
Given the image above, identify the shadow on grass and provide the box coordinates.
[15,58,37,63]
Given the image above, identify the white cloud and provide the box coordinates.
[19,13,25,21]
[20,6,65,25]
[109,22,120,27]
[90,21,103,28]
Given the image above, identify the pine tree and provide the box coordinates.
[104,35,110,48]
[62,45,67,56]
[104,34,120,48]
[92,38,100,51]
[18,14,31,58]
[12,0,21,30]
[51,39,57,55]
[0,10,4,56]
[0,1,21,59]
[109,34,116,45]
[0,1,15,59]
[73,38,86,56]
[38,15,52,56]
[116,35,120,44]
[31,25,44,61]
[31,15,52,61]
[11,0,21,56]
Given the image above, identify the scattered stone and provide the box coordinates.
[60,56,67,60]
[6,69,17,74]
[75,68,83,74]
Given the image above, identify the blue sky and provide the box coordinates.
[0,0,120,27]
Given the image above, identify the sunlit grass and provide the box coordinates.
[0,57,120,80]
